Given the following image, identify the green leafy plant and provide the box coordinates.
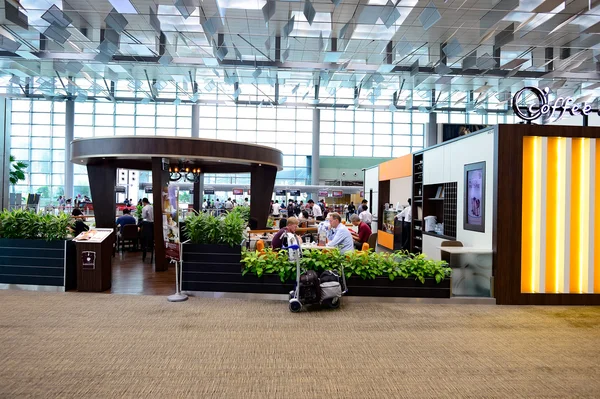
[184,210,245,247]
[230,206,250,223]
[221,211,245,247]
[0,209,71,241]
[135,204,143,220]
[8,155,28,186]
[241,247,451,284]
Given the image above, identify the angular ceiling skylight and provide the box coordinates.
[290,11,332,38]
[157,5,203,31]
[217,0,266,11]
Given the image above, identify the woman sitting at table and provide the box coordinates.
[271,217,300,250]
[298,210,310,228]
[69,208,89,237]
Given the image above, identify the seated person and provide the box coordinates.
[271,217,300,250]
[325,212,354,254]
[116,208,137,234]
[350,214,372,250]
[70,208,89,237]
[298,210,310,227]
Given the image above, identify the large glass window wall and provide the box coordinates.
[9,94,531,206]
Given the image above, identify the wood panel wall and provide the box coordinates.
[494,124,600,305]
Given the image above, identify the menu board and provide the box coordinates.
[74,228,113,243]
[233,188,243,195]
[163,184,181,261]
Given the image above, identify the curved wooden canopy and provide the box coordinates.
[70,136,284,172]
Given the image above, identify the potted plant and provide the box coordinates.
[236,248,452,298]
[181,211,247,292]
[0,209,76,290]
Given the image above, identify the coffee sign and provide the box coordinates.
[512,87,595,123]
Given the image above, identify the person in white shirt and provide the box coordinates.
[271,200,281,216]
[326,212,354,254]
[202,199,208,209]
[141,198,154,222]
[359,205,372,225]
[397,199,412,223]
[396,199,412,250]
[224,197,233,211]
[308,199,323,220]
[243,197,250,207]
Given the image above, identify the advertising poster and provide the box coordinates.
[318,190,329,197]
[162,183,181,261]
[467,168,483,226]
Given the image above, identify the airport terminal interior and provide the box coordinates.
[1,0,600,397]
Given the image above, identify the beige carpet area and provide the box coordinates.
[1,291,599,399]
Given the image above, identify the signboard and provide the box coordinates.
[332,190,343,198]
[81,251,96,270]
[512,86,597,123]
[360,190,364,197]
[162,183,181,261]
[233,188,243,195]
[318,190,328,197]
[289,189,301,196]
[144,187,152,194]
[204,189,215,194]
[247,189,251,195]
[275,190,286,196]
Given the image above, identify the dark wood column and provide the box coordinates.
[250,164,277,229]
[151,158,169,272]
[87,164,116,228]
[192,179,200,213]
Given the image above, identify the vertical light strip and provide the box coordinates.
[545,137,566,293]
[522,136,542,293]
[539,138,548,293]
[570,138,590,293]
[589,140,596,294]
[595,140,600,293]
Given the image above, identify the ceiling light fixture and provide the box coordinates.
[169,163,202,183]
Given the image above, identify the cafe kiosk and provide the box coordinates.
[73,229,114,292]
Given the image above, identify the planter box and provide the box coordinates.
[181,244,450,298]
[0,239,77,290]
[345,276,451,298]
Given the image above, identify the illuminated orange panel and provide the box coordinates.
[570,138,590,293]
[379,154,413,181]
[596,140,600,293]
[545,138,566,293]
[521,136,541,293]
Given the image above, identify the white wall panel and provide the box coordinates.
[390,176,411,206]
[422,129,495,250]
[422,234,449,261]
[364,166,379,232]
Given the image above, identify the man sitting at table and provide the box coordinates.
[116,208,137,234]
[326,212,354,254]
[350,214,372,250]
[271,217,300,250]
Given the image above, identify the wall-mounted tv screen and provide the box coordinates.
[289,190,301,196]
[464,161,485,232]
[233,188,243,195]
[204,189,215,194]
[318,190,328,197]
[332,191,343,198]
[275,190,286,196]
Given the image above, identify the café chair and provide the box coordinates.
[120,224,139,252]
[441,240,463,247]
[256,239,265,254]
[367,233,377,251]
[140,221,154,263]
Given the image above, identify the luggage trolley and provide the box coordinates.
[283,233,347,313]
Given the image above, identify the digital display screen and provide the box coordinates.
[467,168,483,226]
[204,189,215,194]
[332,191,343,198]
[233,189,243,195]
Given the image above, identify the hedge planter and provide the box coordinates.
[182,243,246,292]
[0,239,77,290]
[345,276,451,298]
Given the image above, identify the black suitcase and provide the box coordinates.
[299,270,320,303]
